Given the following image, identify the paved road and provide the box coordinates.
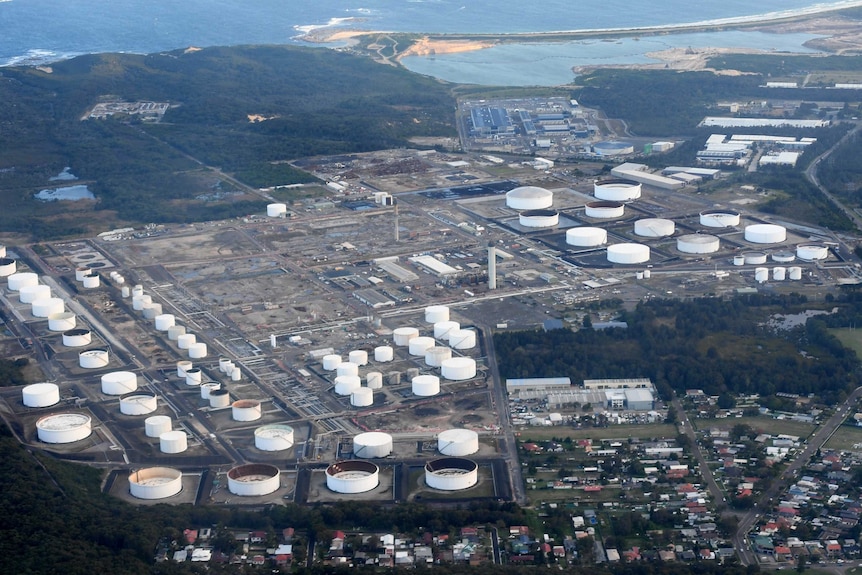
[732,386,862,565]
[804,122,862,231]
[672,397,725,505]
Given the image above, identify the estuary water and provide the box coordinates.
[0,0,859,85]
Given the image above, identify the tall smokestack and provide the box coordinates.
[488,241,497,290]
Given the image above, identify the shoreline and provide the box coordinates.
[302,3,862,65]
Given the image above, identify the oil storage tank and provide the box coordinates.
[566,227,607,247]
[79,349,109,369]
[336,362,359,377]
[266,203,287,217]
[19,284,50,304]
[22,382,60,408]
[677,234,720,254]
[424,457,478,491]
[607,243,650,264]
[129,467,183,500]
[62,328,92,347]
[424,305,450,324]
[32,297,64,318]
[351,387,374,407]
[519,209,559,228]
[232,399,262,422]
[506,186,553,210]
[585,201,624,219]
[408,336,436,356]
[393,327,419,346]
[120,393,158,416]
[48,312,76,332]
[159,430,188,454]
[36,413,92,444]
[334,375,361,396]
[425,346,452,367]
[441,357,477,380]
[700,210,740,228]
[448,329,476,350]
[433,320,460,340]
[438,428,479,456]
[797,244,829,261]
[412,374,440,397]
[348,350,368,366]
[745,224,787,244]
[322,354,342,371]
[634,218,674,238]
[594,179,641,201]
[353,432,393,458]
[145,415,171,438]
[326,461,379,493]
[101,371,138,395]
[0,258,16,277]
[254,424,295,451]
[209,389,231,408]
[7,272,38,291]
[228,464,280,496]
[373,346,394,362]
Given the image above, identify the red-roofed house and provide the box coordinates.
[183,529,198,545]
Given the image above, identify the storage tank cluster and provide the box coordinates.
[131,285,209,361]
[8,271,73,321]
[754,266,803,283]
[108,271,126,286]
[326,460,379,494]
[424,457,478,491]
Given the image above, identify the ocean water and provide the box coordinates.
[0,0,859,84]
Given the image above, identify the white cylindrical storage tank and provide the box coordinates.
[228,463,281,496]
[634,218,675,238]
[438,428,480,456]
[188,342,208,359]
[374,345,394,362]
[336,362,359,377]
[145,415,172,438]
[607,243,650,264]
[773,267,787,281]
[184,368,203,386]
[425,346,452,367]
[412,374,440,397]
[326,461,379,494]
[22,382,60,408]
[120,393,158,416]
[0,245,5,258]
[8,272,38,291]
[755,267,769,283]
[348,350,368,366]
[700,210,741,228]
[201,382,220,399]
[209,389,231,408]
[441,357,478,380]
[48,312,76,332]
[425,457,478,491]
[425,305,450,324]
[433,320,460,340]
[82,273,100,289]
[585,201,625,219]
[594,179,641,201]
[789,266,803,280]
[519,209,559,228]
[566,227,607,247]
[159,430,188,454]
[732,255,746,266]
[115,275,125,285]
[32,297,64,318]
[232,399,262,422]
[0,258,16,277]
[393,327,419,346]
[677,234,720,254]
[131,294,152,311]
[167,325,186,341]
[62,328,92,347]
[254,424,295,451]
[142,303,162,320]
[408,336,436,356]
[129,467,183,500]
[120,286,131,298]
[230,367,241,381]
[36,413,91,444]
[334,375,361,396]
[19,284,50,304]
[643,269,651,279]
[366,371,383,390]
[176,360,193,378]
[506,186,553,210]
[745,224,787,244]
[351,387,374,407]
[744,252,768,265]
[448,329,476,350]
[353,431,393,458]
[266,203,287,217]
[75,267,90,281]
[176,333,196,350]
[132,284,144,297]
[218,357,232,374]
[101,371,138,395]
[772,251,796,263]
[797,244,829,261]
[154,314,176,331]
[321,354,342,371]
[79,349,109,369]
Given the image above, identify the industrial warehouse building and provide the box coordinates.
[508,377,656,411]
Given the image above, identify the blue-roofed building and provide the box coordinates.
[470,106,514,136]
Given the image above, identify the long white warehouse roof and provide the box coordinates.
[409,255,458,276]
[610,165,685,190]
[699,117,828,128]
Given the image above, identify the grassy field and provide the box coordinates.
[517,423,678,442]
[824,425,862,452]
[830,328,862,357]
[691,416,815,438]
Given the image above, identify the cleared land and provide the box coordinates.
[518,423,677,442]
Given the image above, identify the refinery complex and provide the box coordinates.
[0,102,858,507]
